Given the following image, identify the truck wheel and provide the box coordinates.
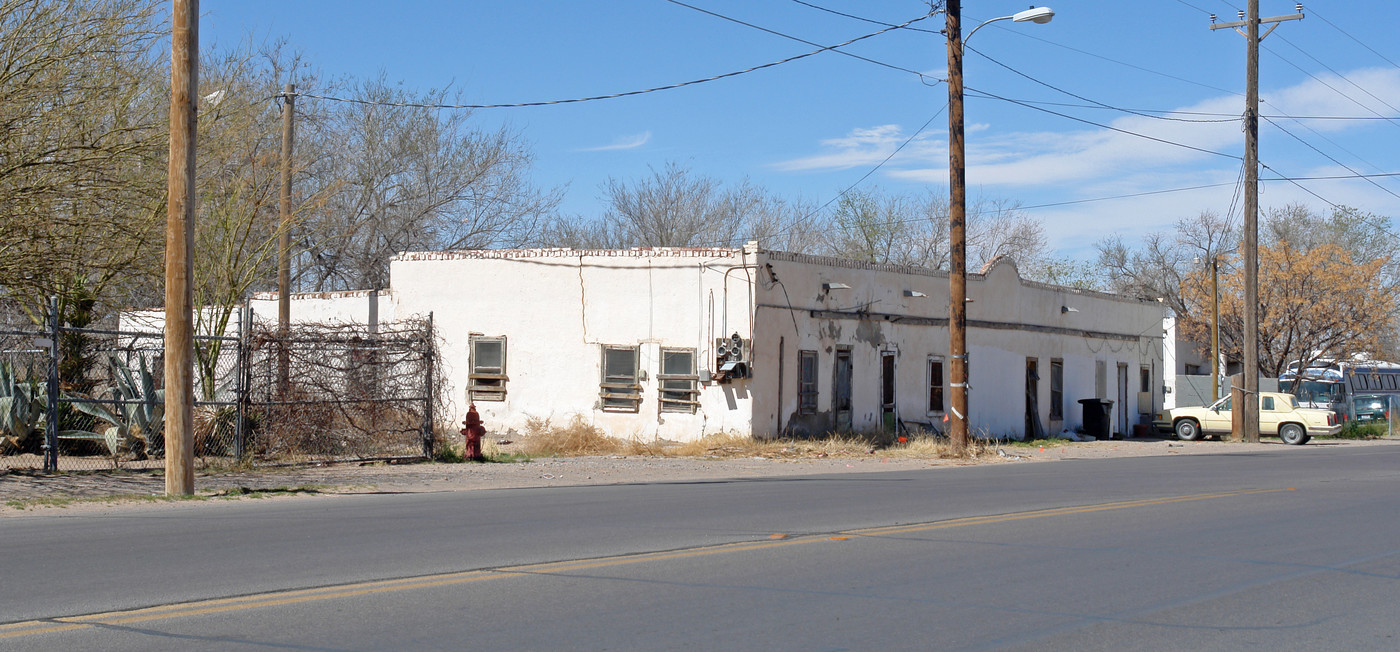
[1280,423,1309,445]
[1175,419,1202,441]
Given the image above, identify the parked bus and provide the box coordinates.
[1279,360,1400,421]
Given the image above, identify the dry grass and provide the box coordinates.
[515,417,996,461]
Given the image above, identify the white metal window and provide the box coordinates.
[658,348,700,413]
[468,336,507,402]
[798,350,818,414]
[927,356,945,414]
[600,345,642,411]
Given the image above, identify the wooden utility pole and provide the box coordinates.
[945,0,969,452]
[277,84,295,396]
[164,0,198,495]
[1211,2,1302,443]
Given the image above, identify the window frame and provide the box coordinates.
[1049,358,1064,420]
[468,335,508,402]
[658,347,700,414]
[798,350,819,414]
[599,345,642,412]
[927,355,945,415]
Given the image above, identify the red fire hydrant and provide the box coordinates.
[461,404,486,461]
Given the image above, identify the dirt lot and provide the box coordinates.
[3,437,1396,515]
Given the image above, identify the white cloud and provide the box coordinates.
[579,131,651,152]
[775,68,1400,192]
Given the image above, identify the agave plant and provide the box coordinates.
[68,355,165,458]
[0,362,46,454]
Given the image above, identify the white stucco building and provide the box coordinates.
[147,244,1167,441]
[275,244,1161,441]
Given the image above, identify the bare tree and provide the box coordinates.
[1095,210,1236,315]
[295,74,561,291]
[822,189,1046,273]
[545,162,821,252]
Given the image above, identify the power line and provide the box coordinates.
[667,0,936,81]
[966,44,1239,123]
[1309,7,1400,70]
[1262,115,1400,200]
[1263,39,1400,130]
[292,10,939,110]
[964,84,1242,161]
[732,105,948,247]
[1276,33,1400,117]
[1260,161,1341,210]
[787,0,942,35]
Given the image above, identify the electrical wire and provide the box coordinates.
[1262,115,1400,201]
[290,10,939,110]
[1309,7,1400,71]
[966,43,1239,123]
[741,105,949,248]
[787,0,943,35]
[963,84,1242,161]
[666,0,936,81]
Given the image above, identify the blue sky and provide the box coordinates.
[202,1,1400,259]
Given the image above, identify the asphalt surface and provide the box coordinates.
[3,441,1400,650]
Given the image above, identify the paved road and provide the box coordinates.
[3,445,1399,650]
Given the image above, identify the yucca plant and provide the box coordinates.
[68,355,165,458]
[0,362,46,454]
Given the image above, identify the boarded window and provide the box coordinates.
[469,336,507,402]
[659,348,699,413]
[798,350,818,414]
[600,345,641,411]
[1050,359,1064,420]
[928,356,945,413]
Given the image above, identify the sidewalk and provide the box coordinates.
[4,437,1394,511]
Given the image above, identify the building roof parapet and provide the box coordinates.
[250,289,385,301]
[393,247,740,262]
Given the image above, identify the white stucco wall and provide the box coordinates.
[388,247,757,441]
[750,252,1166,439]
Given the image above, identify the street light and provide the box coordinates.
[963,6,1056,44]
[945,3,1054,451]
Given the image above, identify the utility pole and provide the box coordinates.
[1211,257,1220,402]
[945,0,969,452]
[1210,2,1302,444]
[164,0,198,495]
[277,84,295,397]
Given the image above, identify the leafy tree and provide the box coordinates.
[0,0,168,323]
[1179,241,1396,377]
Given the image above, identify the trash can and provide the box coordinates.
[1078,398,1114,440]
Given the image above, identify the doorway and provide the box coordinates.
[833,349,853,432]
[1117,363,1130,436]
[881,351,896,434]
[1025,358,1044,440]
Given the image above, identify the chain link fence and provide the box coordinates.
[1,303,438,472]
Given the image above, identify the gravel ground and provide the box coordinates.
[3,437,1396,515]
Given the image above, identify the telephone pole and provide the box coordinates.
[164,0,198,495]
[1210,1,1302,444]
[946,0,969,451]
[277,84,295,397]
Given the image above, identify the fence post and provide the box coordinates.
[44,296,59,472]
[235,302,249,461]
[423,312,434,459]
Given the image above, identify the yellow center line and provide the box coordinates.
[0,488,1284,640]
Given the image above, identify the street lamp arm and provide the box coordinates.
[963,7,1054,47]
